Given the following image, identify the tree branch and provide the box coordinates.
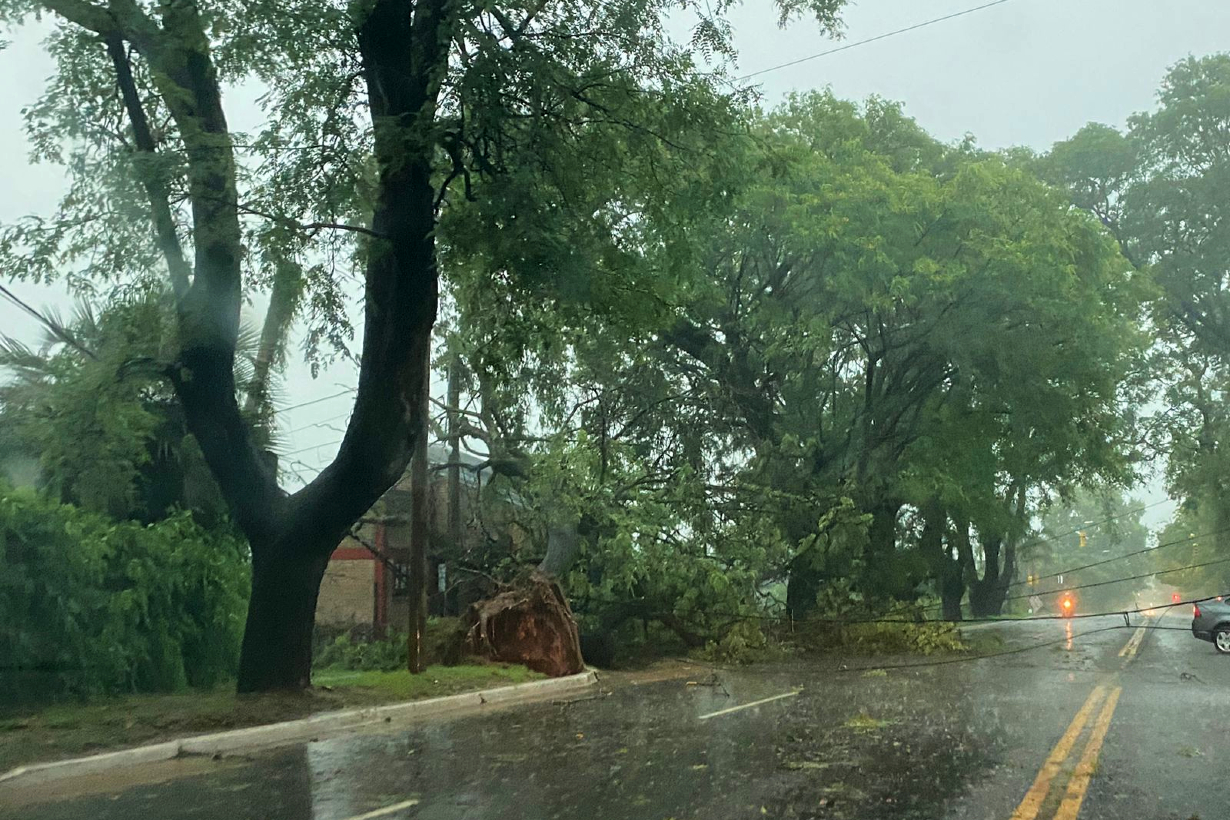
[283,0,454,551]
[0,283,98,361]
[104,35,192,300]
[233,201,386,239]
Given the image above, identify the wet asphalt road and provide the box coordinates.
[3,610,1226,820]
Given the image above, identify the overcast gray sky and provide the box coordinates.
[1,0,1226,518]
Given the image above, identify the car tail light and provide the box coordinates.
[1194,605,1201,618]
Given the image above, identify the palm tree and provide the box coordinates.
[0,293,280,524]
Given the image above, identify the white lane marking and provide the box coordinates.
[697,690,801,720]
[343,799,421,820]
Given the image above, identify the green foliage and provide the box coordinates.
[1028,489,1153,611]
[442,88,1146,648]
[0,300,167,518]
[314,632,403,672]
[844,712,892,732]
[0,0,852,369]
[1154,503,1230,597]
[800,618,967,657]
[0,486,249,701]
[0,295,269,524]
[789,591,967,656]
[313,619,467,671]
[1043,54,1230,576]
[695,620,789,665]
[312,665,543,697]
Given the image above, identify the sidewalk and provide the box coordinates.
[0,670,597,789]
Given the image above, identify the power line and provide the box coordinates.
[283,409,351,436]
[832,593,1227,673]
[1010,555,1230,604]
[278,387,355,414]
[736,0,1021,81]
[586,579,1226,628]
[1021,498,1172,556]
[281,437,343,457]
[831,624,1127,674]
[1010,524,1230,590]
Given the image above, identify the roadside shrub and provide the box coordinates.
[827,619,967,655]
[315,631,408,671]
[695,620,791,665]
[0,486,249,701]
[795,600,967,657]
[313,618,467,671]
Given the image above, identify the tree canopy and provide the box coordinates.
[1045,54,1230,575]
[0,0,851,689]
[5,3,1222,686]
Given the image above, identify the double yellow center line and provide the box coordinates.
[1052,687,1121,820]
[1010,608,1167,820]
[1117,622,1149,660]
[1009,685,1120,820]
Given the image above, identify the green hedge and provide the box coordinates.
[313,618,467,671]
[0,487,249,701]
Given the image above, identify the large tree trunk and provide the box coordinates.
[237,546,331,693]
[62,0,448,693]
[968,484,1025,618]
[863,498,907,599]
[940,557,966,621]
[787,555,823,621]
[920,498,965,621]
[233,0,450,690]
[539,512,583,578]
[446,354,463,553]
[968,535,1011,617]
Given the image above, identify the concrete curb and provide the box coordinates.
[0,669,598,789]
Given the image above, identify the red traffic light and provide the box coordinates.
[1172,593,1181,603]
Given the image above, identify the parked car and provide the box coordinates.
[1191,598,1230,653]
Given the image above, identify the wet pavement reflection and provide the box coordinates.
[5,615,1225,820]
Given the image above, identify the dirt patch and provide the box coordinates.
[598,658,721,687]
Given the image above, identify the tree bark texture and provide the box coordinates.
[237,546,331,692]
[968,536,1014,617]
[786,555,823,622]
[446,354,463,554]
[920,499,965,621]
[863,498,909,600]
[539,513,583,578]
[408,345,430,674]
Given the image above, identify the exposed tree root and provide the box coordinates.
[463,572,584,677]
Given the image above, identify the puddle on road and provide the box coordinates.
[0,755,244,811]
[2,662,1023,820]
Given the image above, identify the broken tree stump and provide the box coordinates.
[463,572,584,677]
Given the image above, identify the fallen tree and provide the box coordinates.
[463,572,584,677]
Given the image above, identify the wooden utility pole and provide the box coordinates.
[407,345,430,674]
[447,353,463,559]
